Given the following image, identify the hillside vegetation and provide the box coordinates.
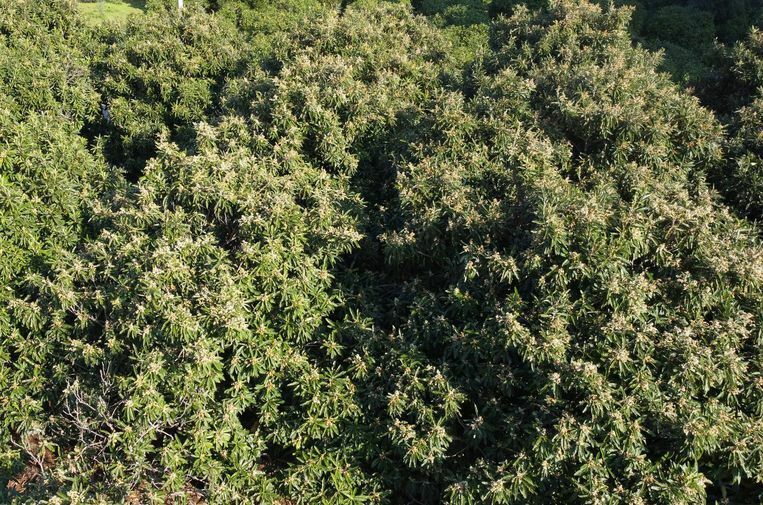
[2,0,763,503]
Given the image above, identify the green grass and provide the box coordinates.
[77,0,146,25]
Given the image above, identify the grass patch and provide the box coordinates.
[78,0,146,25]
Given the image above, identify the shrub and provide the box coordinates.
[91,7,251,176]
[731,27,763,94]
[0,0,99,120]
[348,2,763,502]
[704,29,763,220]
[2,3,449,502]
[2,1,763,504]
[215,0,341,56]
[0,3,116,499]
[723,97,763,220]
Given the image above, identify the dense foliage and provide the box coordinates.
[2,0,763,503]
[703,28,763,222]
